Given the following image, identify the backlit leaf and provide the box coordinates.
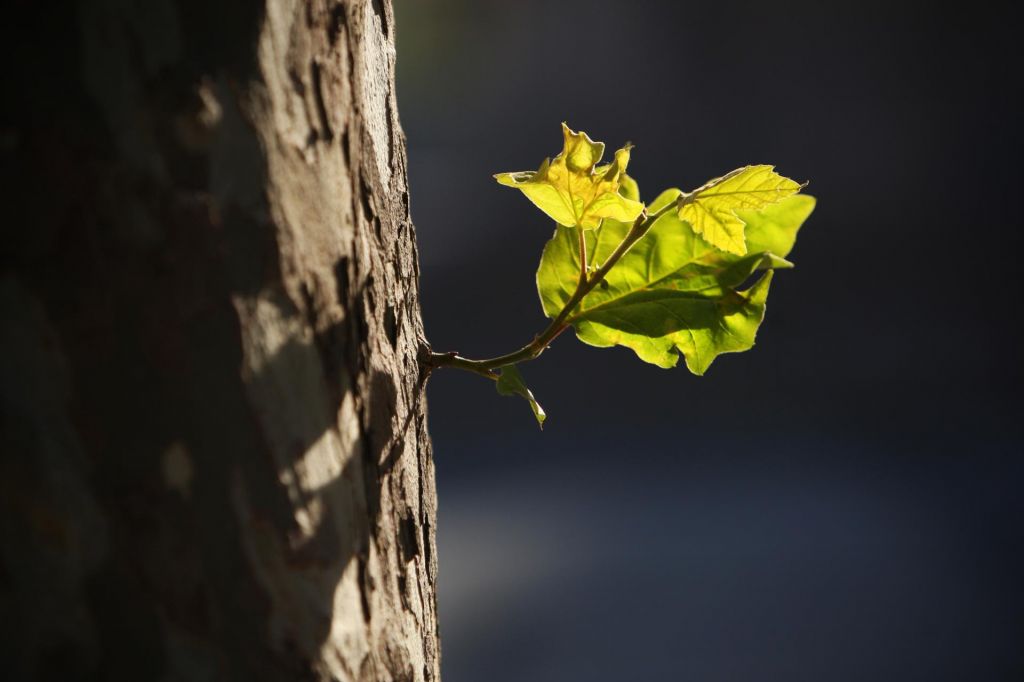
[495,364,546,427]
[740,194,816,258]
[536,187,815,374]
[677,165,804,255]
[573,268,774,374]
[495,123,645,229]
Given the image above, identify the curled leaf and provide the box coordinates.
[495,364,546,428]
[495,123,645,229]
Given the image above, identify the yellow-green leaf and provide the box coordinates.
[678,165,804,255]
[740,194,816,259]
[536,185,815,374]
[495,364,546,428]
[574,269,774,375]
[495,123,645,229]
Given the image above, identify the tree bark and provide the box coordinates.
[1,1,439,679]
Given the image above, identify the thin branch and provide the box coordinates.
[423,201,675,376]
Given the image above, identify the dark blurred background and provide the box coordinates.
[394,1,1023,680]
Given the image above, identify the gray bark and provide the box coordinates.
[0,1,439,679]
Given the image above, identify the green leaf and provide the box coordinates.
[574,269,774,374]
[677,165,804,255]
[536,189,815,374]
[740,194,816,258]
[648,187,682,213]
[495,364,546,428]
[495,123,645,229]
[618,173,641,202]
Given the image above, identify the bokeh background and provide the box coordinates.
[394,1,1023,680]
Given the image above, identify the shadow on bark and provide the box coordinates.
[1,0,434,677]
[2,240,405,678]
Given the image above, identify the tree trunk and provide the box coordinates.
[1,1,439,679]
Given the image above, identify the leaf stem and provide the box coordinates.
[577,227,588,287]
[422,202,676,377]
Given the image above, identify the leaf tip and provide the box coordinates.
[683,354,710,376]
[495,364,546,428]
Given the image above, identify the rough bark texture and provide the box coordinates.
[0,1,439,679]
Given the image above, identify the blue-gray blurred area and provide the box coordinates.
[394,0,1023,679]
